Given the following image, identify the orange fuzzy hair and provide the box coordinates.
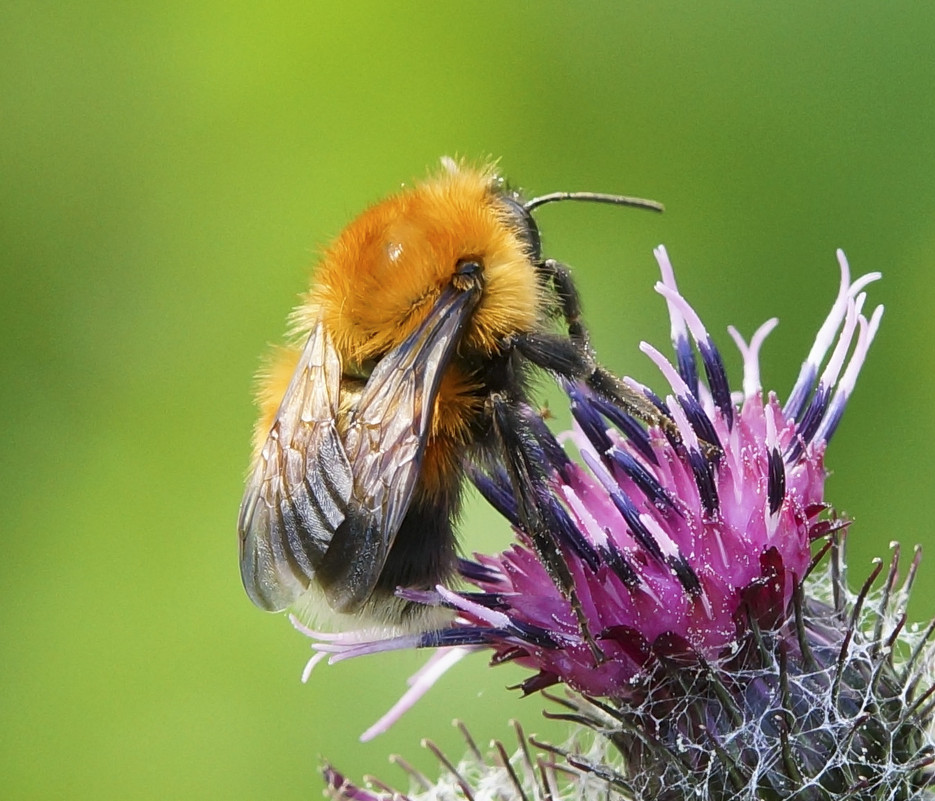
[253,161,547,460]
[294,160,544,361]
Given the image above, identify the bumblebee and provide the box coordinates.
[238,159,664,628]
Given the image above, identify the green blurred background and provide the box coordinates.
[3,3,934,799]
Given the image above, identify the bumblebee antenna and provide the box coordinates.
[523,191,664,214]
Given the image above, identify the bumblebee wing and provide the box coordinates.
[238,321,354,611]
[317,286,479,613]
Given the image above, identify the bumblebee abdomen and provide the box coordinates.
[376,490,459,596]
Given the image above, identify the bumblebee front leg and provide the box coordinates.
[487,392,604,663]
[539,258,590,347]
[511,329,672,433]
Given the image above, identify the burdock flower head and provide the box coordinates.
[304,248,935,801]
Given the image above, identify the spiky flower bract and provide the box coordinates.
[305,248,935,800]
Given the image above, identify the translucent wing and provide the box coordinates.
[316,287,478,612]
[238,321,354,611]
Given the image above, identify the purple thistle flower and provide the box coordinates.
[301,247,935,799]
[301,247,879,702]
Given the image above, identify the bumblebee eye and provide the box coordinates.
[498,194,542,262]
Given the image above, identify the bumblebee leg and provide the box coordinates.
[488,392,604,663]
[512,331,673,430]
[533,261,684,435]
[539,258,589,346]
